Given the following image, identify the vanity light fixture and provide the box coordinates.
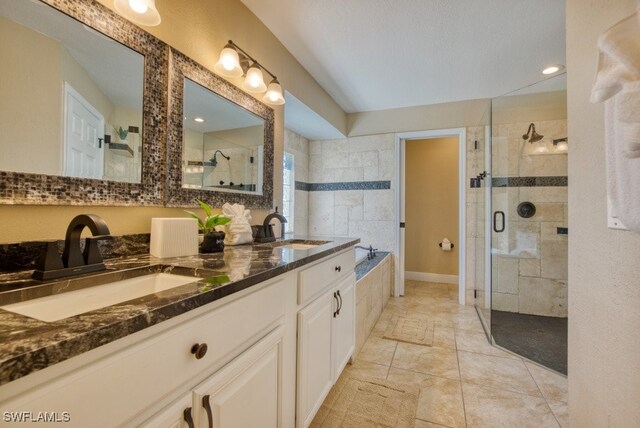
[194,117,205,123]
[553,137,569,152]
[114,0,161,27]
[243,63,268,93]
[213,40,285,105]
[542,64,564,75]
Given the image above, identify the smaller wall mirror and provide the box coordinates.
[182,79,264,195]
[166,48,274,209]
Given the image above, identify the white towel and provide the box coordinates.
[591,11,640,233]
[217,203,253,245]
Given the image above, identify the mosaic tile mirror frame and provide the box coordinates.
[165,48,275,209]
[0,0,168,206]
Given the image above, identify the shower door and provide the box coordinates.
[487,75,569,373]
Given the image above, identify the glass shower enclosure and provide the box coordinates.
[475,74,568,374]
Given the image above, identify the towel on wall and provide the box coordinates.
[217,203,253,245]
[591,8,640,233]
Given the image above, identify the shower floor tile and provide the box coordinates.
[491,310,568,374]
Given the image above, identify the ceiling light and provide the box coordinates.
[542,64,564,75]
[214,40,285,104]
[114,0,161,26]
[194,117,205,123]
[263,79,285,105]
[242,63,267,93]
[214,44,243,78]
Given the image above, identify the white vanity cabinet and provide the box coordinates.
[0,273,297,428]
[295,248,356,428]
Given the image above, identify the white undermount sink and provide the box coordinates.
[1,273,197,322]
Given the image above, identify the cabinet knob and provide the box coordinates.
[191,343,208,359]
[335,265,342,272]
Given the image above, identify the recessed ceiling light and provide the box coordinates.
[542,64,564,75]
[194,117,205,123]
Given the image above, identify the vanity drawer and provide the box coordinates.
[297,249,355,306]
[1,273,293,428]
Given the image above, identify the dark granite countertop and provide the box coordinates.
[0,237,359,386]
[355,251,391,281]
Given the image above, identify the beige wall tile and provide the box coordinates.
[541,241,568,280]
[520,258,541,277]
[519,277,567,317]
[492,292,519,312]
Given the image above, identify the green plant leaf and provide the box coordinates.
[205,216,217,230]
[196,199,212,217]
[214,216,231,226]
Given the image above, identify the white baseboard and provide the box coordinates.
[405,271,459,284]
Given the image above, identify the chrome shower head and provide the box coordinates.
[522,123,544,143]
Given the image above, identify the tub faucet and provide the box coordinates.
[262,207,288,241]
[368,245,378,260]
[32,214,112,281]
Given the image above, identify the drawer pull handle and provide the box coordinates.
[337,290,343,315]
[333,292,339,318]
[191,343,208,360]
[203,395,213,428]
[183,407,195,428]
[335,265,342,272]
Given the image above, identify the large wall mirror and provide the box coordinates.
[0,0,167,205]
[167,48,274,208]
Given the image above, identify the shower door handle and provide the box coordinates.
[493,211,505,233]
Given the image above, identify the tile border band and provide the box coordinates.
[295,181,391,191]
[491,176,568,187]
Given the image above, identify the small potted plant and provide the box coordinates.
[185,199,231,253]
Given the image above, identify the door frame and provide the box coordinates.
[394,128,467,304]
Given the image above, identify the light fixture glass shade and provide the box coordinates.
[214,46,243,78]
[242,64,267,93]
[534,141,549,154]
[114,0,161,26]
[263,80,285,105]
[554,141,568,152]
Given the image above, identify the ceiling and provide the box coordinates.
[240,0,566,114]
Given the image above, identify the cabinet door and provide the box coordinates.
[192,327,284,428]
[140,393,194,428]
[332,274,355,382]
[296,291,334,428]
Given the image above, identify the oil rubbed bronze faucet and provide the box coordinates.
[254,207,287,243]
[32,214,112,281]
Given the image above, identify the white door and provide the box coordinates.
[332,275,355,382]
[297,292,334,428]
[64,83,104,179]
[192,328,283,428]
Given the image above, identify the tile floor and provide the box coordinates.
[314,281,568,428]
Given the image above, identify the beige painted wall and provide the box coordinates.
[567,0,640,425]
[346,98,490,136]
[0,15,61,176]
[405,137,459,275]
